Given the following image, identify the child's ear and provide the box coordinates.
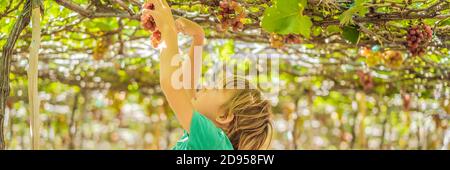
[216,111,234,125]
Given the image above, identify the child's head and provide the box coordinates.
[191,76,273,150]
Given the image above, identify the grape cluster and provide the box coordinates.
[360,47,381,67]
[269,34,302,48]
[217,0,246,32]
[93,36,112,61]
[357,70,374,91]
[360,46,404,68]
[151,30,161,48]
[382,50,403,69]
[141,3,156,31]
[402,93,411,111]
[6,98,13,109]
[269,34,284,48]
[406,23,433,57]
[284,34,302,44]
[141,2,161,48]
[443,101,450,115]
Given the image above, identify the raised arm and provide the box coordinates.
[143,0,194,132]
[175,17,205,100]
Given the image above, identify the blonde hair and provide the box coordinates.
[219,76,273,150]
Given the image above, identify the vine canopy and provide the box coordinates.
[1,0,450,98]
[1,0,450,150]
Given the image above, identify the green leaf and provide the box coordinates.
[339,8,357,25]
[342,25,360,44]
[312,27,322,37]
[439,17,450,26]
[296,16,313,38]
[249,6,260,13]
[355,0,368,6]
[339,0,369,25]
[261,0,312,38]
[326,25,341,34]
[304,44,315,48]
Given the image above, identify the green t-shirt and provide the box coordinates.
[172,111,234,150]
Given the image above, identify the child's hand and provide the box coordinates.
[175,17,205,39]
[142,0,176,38]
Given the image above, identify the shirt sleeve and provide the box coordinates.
[188,111,230,150]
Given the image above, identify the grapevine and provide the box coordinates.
[269,34,303,48]
[406,23,433,57]
[382,50,404,69]
[269,33,284,48]
[141,2,161,48]
[93,36,112,61]
[402,93,411,111]
[357,70,374,91]
[360,47,381,67]
[284,34,302,44]
[141,3,156,31]
[217,0,246,32]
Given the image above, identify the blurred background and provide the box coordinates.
[1,0,449,149]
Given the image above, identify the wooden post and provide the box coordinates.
[28,0,42,150]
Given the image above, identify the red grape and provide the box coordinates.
[217,0,246,32]
[284,34,302,44]
[151,30,161,48]
[141,2,161,48]
[269,34,284,48]
[406,23,433,57]
[141,14,156,31]
[357,70,374,91]
[143,3,155,10]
